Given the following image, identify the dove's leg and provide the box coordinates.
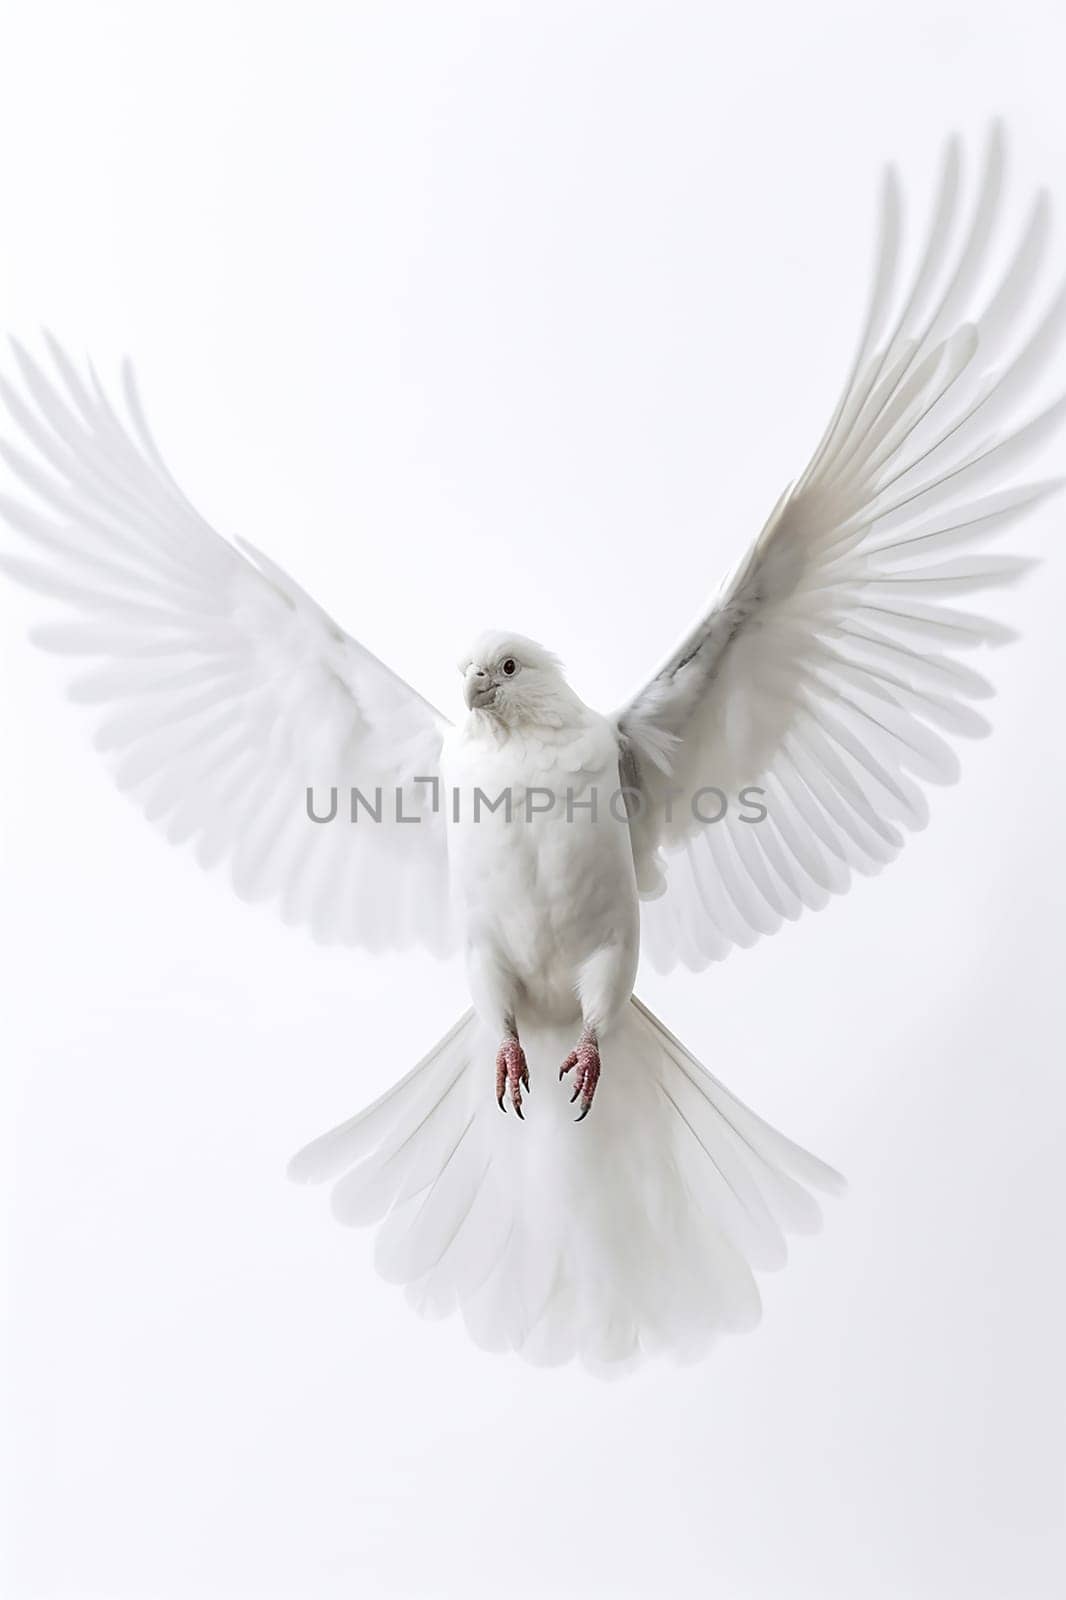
[467,946,529,1117]
[559,1028,600,1121]
[560,943,636,1122]
[495,1034,530,1119]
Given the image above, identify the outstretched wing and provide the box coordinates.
[618,128,1064,972]
[0,340,454,955]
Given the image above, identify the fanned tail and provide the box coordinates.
[289,998,842,1373]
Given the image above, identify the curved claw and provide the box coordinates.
[495,1036,529,1118]
[559,1034,601,1122]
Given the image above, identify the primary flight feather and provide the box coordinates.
[1,126,1060,1370]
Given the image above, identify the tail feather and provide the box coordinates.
[289,998,843,1372]
[286,1010,474,1186]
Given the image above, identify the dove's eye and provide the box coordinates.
[501,658,517,676]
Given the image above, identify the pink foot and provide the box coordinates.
[559,1031,600,1122]
[495,1035,530,1118]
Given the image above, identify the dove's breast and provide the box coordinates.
[441,714,640,1023]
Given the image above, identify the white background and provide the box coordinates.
[1,3,1064,1597]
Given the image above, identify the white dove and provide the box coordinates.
[1,127,1062,1371]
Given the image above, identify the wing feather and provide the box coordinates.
[0,343,455,956]
[622,128,1063,970]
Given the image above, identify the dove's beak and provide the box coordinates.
[464,668,498,710]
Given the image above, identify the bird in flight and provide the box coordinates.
[1,127,1061,1371]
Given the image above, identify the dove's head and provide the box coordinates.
[459,631,576,728]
